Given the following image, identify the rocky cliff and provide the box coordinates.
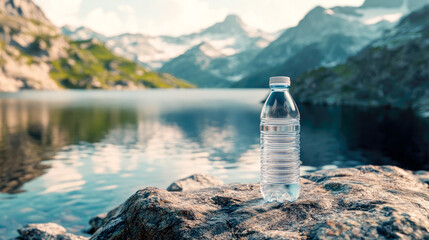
[16,166,429,239]
[0,0,50,24]
[63,14,275,88]
[0,0,192,91]
[235,0,429,88]
[291,5,429,117]
[0,0,67,91]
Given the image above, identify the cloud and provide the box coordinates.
[34,0,364,36]
[34,0,140,36]
[117,4,134,15]
[142,0,229,36]
[230,0,364,32]
[82,8,123,36]
[33,0,82,26]
[80,0,229,36]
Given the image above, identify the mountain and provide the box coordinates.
[63,14,276,87]
[291,4,429,117]
[160,42,230,87]
[61,25,107,42]
[160,15,273,87]
[0,0,50,24]
[235,0,429,88]
[0,0,192,91]
[50,39,193,89]
[0,0,67,91]
[61,26,191,69]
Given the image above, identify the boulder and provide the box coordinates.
[17,223,88,240]
[87,173,224,234]
[91,165,429,239]
[87,206,121,234]
[166,173,224,192]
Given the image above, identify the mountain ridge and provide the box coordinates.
[0,0,50,24]
[62,14,276,87]
[159,42,231,88]
[0,0,193,91]
[47,0,429,89]
[235,0,426,88]
[291,4,429,117]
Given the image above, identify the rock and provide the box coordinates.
[0,1,66,92]
[415,170,429,185]
[166,173,224,192]
[91,165,429,239]
[17,223,88,240]
[0,0,192,92]
[289,6,429,117]
[87,174,224,233]
[0,0,51,24]
[87,206,121,234]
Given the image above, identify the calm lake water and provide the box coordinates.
[0,90,428,238]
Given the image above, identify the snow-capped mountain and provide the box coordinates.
[160,15,276,86]
[62,14,277,86]
[236,0,429,88]
[61,26,189,69]
[290,4,429,117]
[102,34,190,69]
[62,0,429,88]
[61,25,107,42]
[160,42,230,87]
[62,14,275,69]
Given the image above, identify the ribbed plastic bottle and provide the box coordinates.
[260,76,300,203]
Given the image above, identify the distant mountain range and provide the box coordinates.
[62,0,429,88]
[291,4,429,117]
[235,0,429,87]
[62,14,277,87]
[0,0,192,92]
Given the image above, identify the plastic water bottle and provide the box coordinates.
[260,76,300,203]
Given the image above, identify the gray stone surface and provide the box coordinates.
[415,170,429,185]
[87,173,224,234]
[17,223,88,240]
[87,206,121,234]
[166,173,224,192]
[91,165,429,240]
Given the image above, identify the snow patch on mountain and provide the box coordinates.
[235,0,429,88]
[364,13,404,24]
[62,14,275,71]
[251,0,426,71]
[199,43,224,58]
[61,25,107,42]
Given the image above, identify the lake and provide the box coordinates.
[0,89,428,238]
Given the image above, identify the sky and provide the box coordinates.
[34,0,365,37]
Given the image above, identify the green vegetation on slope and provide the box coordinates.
[0,40,5,64]
[50,40,194,89]
[1,1,193,91]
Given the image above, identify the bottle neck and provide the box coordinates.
[270,84,290,91]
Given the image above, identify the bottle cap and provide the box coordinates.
[269,76,290,85]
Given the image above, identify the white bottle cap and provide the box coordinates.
[269,76,290,85]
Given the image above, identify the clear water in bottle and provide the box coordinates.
[260,76,300,203]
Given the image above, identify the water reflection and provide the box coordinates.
[0,90,428,239]
[0,97,137,193]
[0,100,60,193]
[300,105,429,170]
